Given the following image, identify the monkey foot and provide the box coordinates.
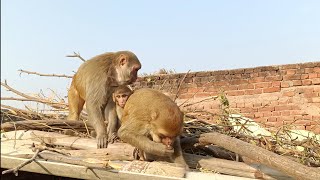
[108,133,120,144]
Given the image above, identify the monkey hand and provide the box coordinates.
[155,143,174,157]
[97,135,108,149]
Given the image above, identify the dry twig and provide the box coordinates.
[18,69,72,78]
[66,52,86,62]
[2,149,41,176]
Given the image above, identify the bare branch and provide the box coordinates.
[2,149,41,176]
[66,52,86,62]
[174,70,191,102]
[18,69,72,78]
[1,81,68,109]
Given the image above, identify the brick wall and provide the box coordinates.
[133,62,320,133]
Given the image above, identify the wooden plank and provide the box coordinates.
[1,155,182,180]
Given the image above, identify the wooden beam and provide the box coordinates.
[1,155,183,180]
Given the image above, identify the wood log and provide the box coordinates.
[2,130,293,179]
[1,119,93,132]
[197,132,320,180]
[1,155,185,179]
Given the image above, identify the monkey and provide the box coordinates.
[113,85,133,120]
[106,85,133,143]
[67,51,141,148]
[118,88,188,169]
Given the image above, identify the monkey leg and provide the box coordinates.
[118,121,174,157]
[67,84,85,121]
[86,101,108,148]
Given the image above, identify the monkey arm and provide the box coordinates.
[118,121,174,157]
[86,100,108,148]
[105,102,119,143]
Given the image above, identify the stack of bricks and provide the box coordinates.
[133,62,320,133]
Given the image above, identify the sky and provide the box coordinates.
[1,1,320,104]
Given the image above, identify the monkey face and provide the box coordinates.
[115,94,130,108]
[116,54,141,85]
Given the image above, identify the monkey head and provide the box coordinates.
[149,111,184,150]
[114,51,141,85]
[112,85,133,108]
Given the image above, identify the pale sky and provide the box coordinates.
[1,1,320,103]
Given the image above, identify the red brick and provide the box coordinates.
[302,115,313,120]
[244,89,263,95]
[240,107,257,113]
[266,121,283,127]
[314,67,320,73]
[249,77,265,83]
[280,81,292,88]
[194,92,211,98]
[303,92,318,98]
[301,74,309,79]
[204,87,218,93]
[263,87,281,93]
[214,81,229,86]
[263,112,273,117]
[255,117,267,123]
[259,106,275,112]
[283,74,302,80]
[265,76,283,81]
[230,79,249,85]
[295,120,312,125]
[178,94,193,99]
[309,73,318,79]
[312,78,320,85]
[281,116,295,121]
[236,103,245,108]
[292,80,302,86]
[302,80,312,85]
[286,69,296,75]
[267,117,277,122]
[275,105,292,111]
[305,68,314,73]
[311,97,320,103]
[226,90,245,96]
[273,111,281,116]
[254,112,264,118]
[188,87,204,93]
[278,98,293,105]
[272,81,281,87]
[293,125,307,130]
[290,110,303,115]
[238,84,254,90]
[283,90,295,97]
[281,111,291,116]
[253,103,262,107]
[254,82,271,89]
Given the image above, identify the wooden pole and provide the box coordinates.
[198,132,320,180]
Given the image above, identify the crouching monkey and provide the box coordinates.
[118,88,188,169]
[106,85,133,143]
[67,51,141,148]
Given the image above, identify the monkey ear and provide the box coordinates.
[119,54,128,66]
[112,93,116,102]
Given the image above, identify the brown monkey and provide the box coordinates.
[106,85,133,143]
[118,88,188,168]
[67,51,141,148]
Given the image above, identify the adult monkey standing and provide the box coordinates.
[67,51,141,148]
[118,88,188,168]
